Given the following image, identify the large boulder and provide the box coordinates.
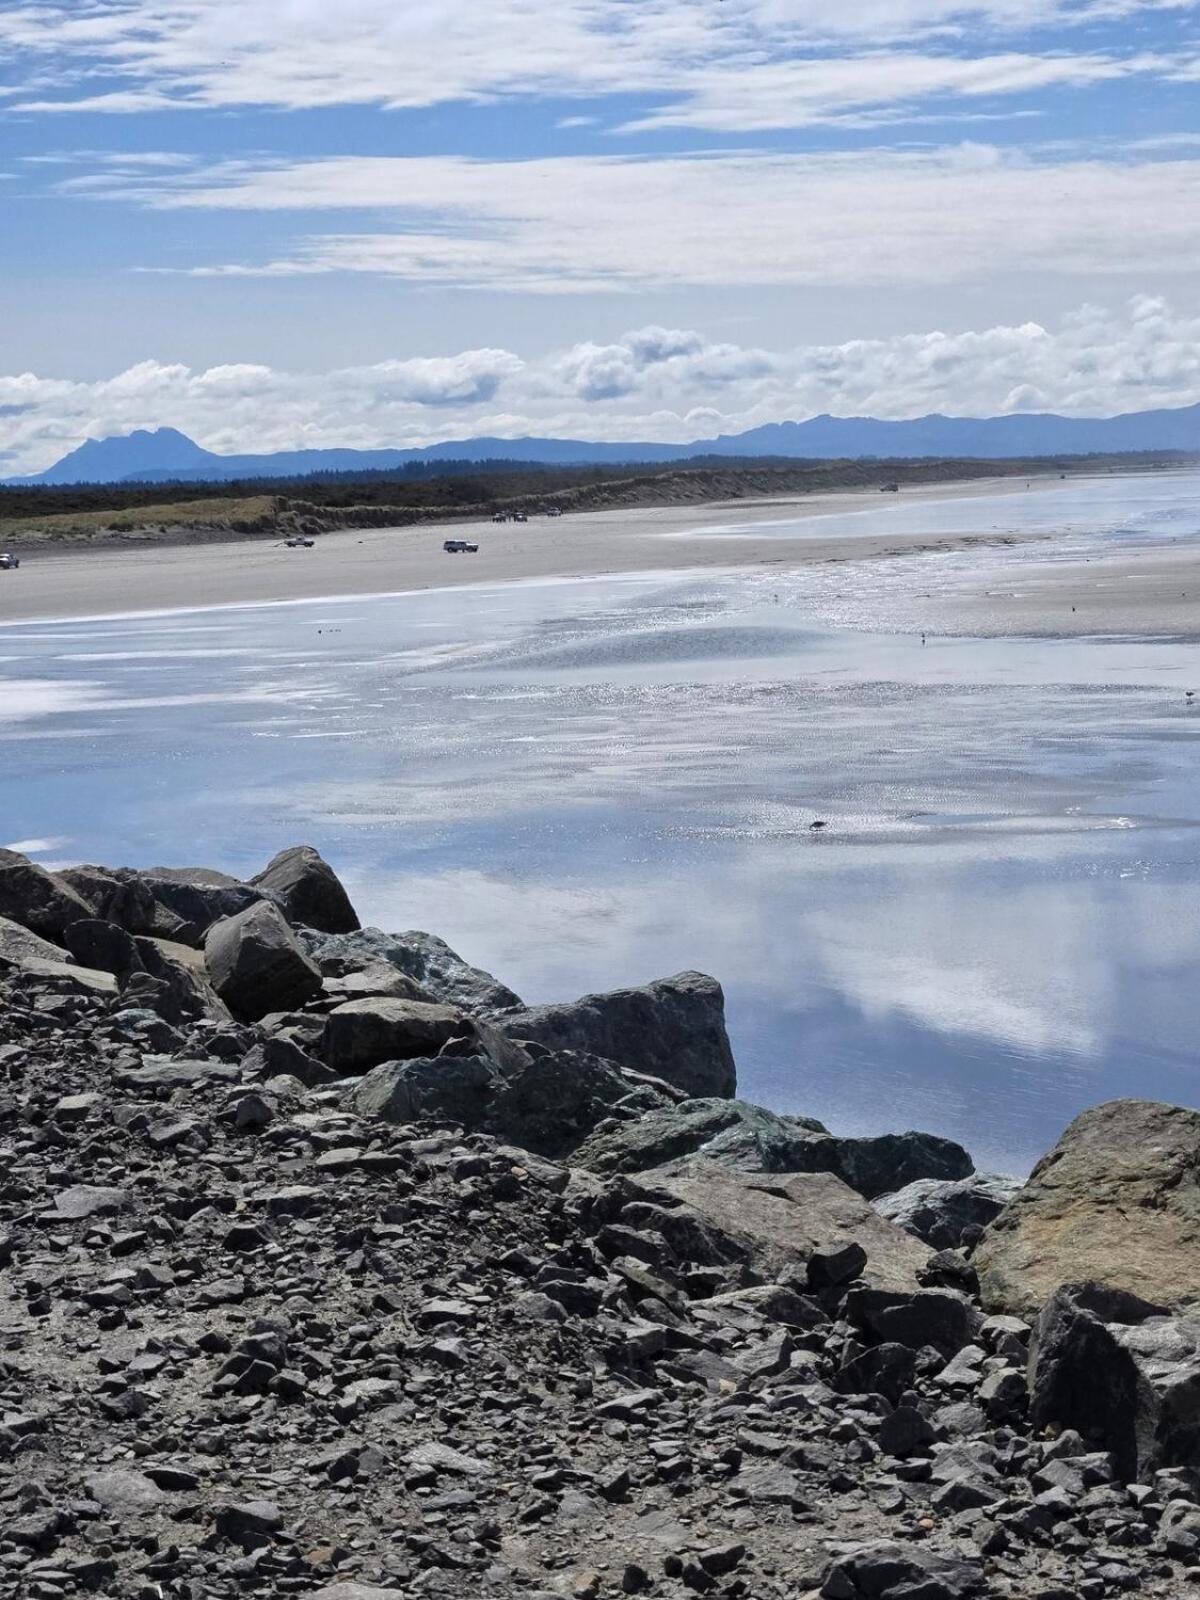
[976,1099,1200,1316]
[350,1055,496,1128]
[299,926,521,1013]
[830,1130,973,1201]
[628,1161,932,1293]
[61,863,262,946]
[874,1173,1021,1251]
[58,864,184,941]
[571,1097,830,1175]
[493,972,736,1099]
[0,850,91,939]
[1029,1282,1200,1481]
[819,1541,986,1599]
[350,1043,672,1158]
[251,845,359,934]
[0,914,72,968]
[322,997,470,1075]
[136,867,262,945]
[570,1096,974,1203]
[204,902,322,1021]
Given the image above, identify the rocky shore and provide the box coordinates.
[2,844,1199,1599]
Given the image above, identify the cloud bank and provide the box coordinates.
[3,297,1198,475]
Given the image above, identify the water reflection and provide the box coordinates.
[2,474,1200,1173]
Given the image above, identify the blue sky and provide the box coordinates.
[1,0,1199,470]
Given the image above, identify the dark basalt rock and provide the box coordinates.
[1029,1281,1200,1481]
[251,843,360,934]
[493,971,737,1099]
[0,849,92,939]
[204,900,323,1021]
[322,996,470,1074]
[819,1540,987,1598]
[300,924,522,1012]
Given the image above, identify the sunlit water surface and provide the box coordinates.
[3,472,1200,1173]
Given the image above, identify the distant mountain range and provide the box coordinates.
[11,404,1200,486]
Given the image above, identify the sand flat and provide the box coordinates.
[0,476,1061,626]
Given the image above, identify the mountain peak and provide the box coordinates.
[28,426,218,486]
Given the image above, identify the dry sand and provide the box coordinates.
[1,470,1194,635]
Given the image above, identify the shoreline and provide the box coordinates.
[0,472,1074,626]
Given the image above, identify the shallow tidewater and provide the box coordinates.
[3,472,1200,1174]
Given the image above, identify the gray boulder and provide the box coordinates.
[819,1541,986,1598]
[570,1096,975,1203]
[204,901,323,1021]
[874,1173,1022,1250]
[0,914,72,968]
[493,971,736,1099]
[299,925,521,1012]
[628,1161,932,1292]
[0,850,91,939]
[976,1099,1200,1315]
[350,1043,671,1158]
[485,1048,671,1159]
[251,844,360,934]
[350,1055,495,1128]
[1029,1282,1200,1481]
[571,1097,829,1175]
[830,1130,973,1201]
[136,866,262,944]
[58,864,184,941]
[62,918,144,980]
[322,997,470,1074]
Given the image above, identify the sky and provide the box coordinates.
[1,0,1199,472]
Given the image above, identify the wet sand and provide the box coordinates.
[0,476,1056,625]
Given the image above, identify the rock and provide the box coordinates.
[571,1097,829,1175]
[299,925,522,1011]
[628,1162,931,1291]
[133,866,263,943]
[251,844,360,933]
[214,1499,284,1549]
[874,1173,1021,1250]
[845,1288,983,1358]
[18,957,117,995]
[485,1047,672,1159]
[83,1469,165,1514]
[46,1184,129,1220]
[0,914,72,968]
[571,1097,973,1203]
[0,850,92,939]
[309,1587,408,1600]
[204,900,323,1021]
[350,1054,496,1127]
[829,1130,975,1202]
[322,996,469,1074]
[976,1099,1200,1315]
[1029,1281,1200,1481]
[493,972,737,1099]
[819,1540,987,1598]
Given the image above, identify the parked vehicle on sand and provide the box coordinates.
[443,538,479,553]
[0,552,19,569]
[283,535,315,547]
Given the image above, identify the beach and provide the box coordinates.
[0,473,1091,627]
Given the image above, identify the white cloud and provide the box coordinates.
[103,147,1200,292]
[1,0,1194,119]
[2,297,1199,475]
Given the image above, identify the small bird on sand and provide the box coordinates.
[810,819,827,831]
